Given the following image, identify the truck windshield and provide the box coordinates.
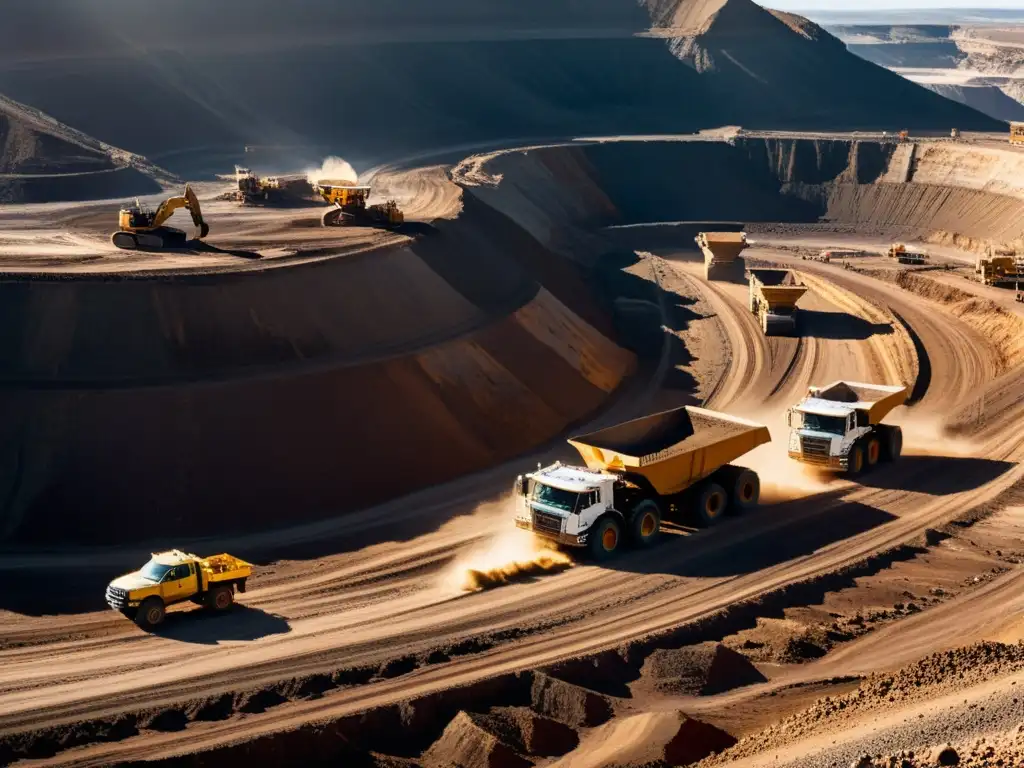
[531,484,579,513]
[140,560,173,582]
[797,412,847,436]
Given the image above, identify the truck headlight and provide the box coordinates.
[788,432,800,452]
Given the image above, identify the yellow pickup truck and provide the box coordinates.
[105,550,253,629]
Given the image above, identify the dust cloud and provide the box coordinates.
[739,409,837,501]
[894,412,980,457]
[441,497,573,593]
[306,156,358,186]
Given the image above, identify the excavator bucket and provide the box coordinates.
[184,184,209,240]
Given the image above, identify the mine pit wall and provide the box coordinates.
[468,138,1024,255]
[0,199,634,544]
[0,166,164,204]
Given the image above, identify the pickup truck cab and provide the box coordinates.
[105,549,252,629]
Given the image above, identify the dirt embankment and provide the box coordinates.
[861,269,1024,374]
[0,192,634,544]
[461,137,1024,257]
[0,94,171,203]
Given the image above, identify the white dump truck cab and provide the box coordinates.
[513,463,618,549]
[787,381,908,474]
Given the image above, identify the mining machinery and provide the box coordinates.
[312,182,404,229]
[112,185,209,250]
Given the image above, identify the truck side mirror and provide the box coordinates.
[785,411,792,428]
[518,476,529,496]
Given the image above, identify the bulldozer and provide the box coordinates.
[235,166,281,203]
[112,184,209,250]
[313,182,404,229]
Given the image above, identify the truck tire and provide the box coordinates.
[629,500,661,547]
[865,435,882,468]
[207,585,234,612]
[695,482,728,527]
[588,516,622,560]
[848,444,866,476]
[882,426,903,462]
[136,598,165,629]
[723,467,760,513]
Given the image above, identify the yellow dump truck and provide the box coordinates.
[105,550,252,629]
[976,247,1023,286]
[312,181,404,228]
[748,268,808,336]
[787,381,908,474]
[513,406,771,559]
[696,231,748,281]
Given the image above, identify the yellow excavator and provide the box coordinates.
[312,182,404,229]
[111,184,210,250]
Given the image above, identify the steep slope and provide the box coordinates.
[648,0,1003,130]
[923,81,1024,123]
[0,94,172,202]
[0,0,1001,179]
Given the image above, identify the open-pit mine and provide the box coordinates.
[3,1,1024,767]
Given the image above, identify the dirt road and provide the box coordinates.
[3,233,1023,765]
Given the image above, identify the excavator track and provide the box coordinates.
[110,232,139,250]
[321,207,345,227]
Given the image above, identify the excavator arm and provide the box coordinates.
[150,185,209,238]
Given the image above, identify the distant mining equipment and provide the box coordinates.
[234,166,311,206]
[976,244,1024,288]
[312,181,405,229]
[696,231,749,282]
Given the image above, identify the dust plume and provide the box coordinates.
[442,497,573,593]
[894,413,980,457]
[306,156,358,186]
[736,408,837,501]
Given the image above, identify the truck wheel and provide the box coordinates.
[726,468,761,514]
[695,482,728,527]
[848,444,866,476]
[588,516,622,560]
[866,436,882,468]
[883,426,903,462]
[629,500,661,547]
[135,598,165,629]
[207,585,234,612]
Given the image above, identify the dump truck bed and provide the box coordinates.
[696,232,748,264]
[801,381,908,425]
[749,268,808,311]
[568,406,770,496]
[199,553,253,582]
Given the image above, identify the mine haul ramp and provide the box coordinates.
[748,268,808,336]
[788,381,909,474]
[696,231,748,281]
[513,406,771,560]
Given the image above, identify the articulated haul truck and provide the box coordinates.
[514,406,770,559]
[748,268,808,336]
[787,381,908,474]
